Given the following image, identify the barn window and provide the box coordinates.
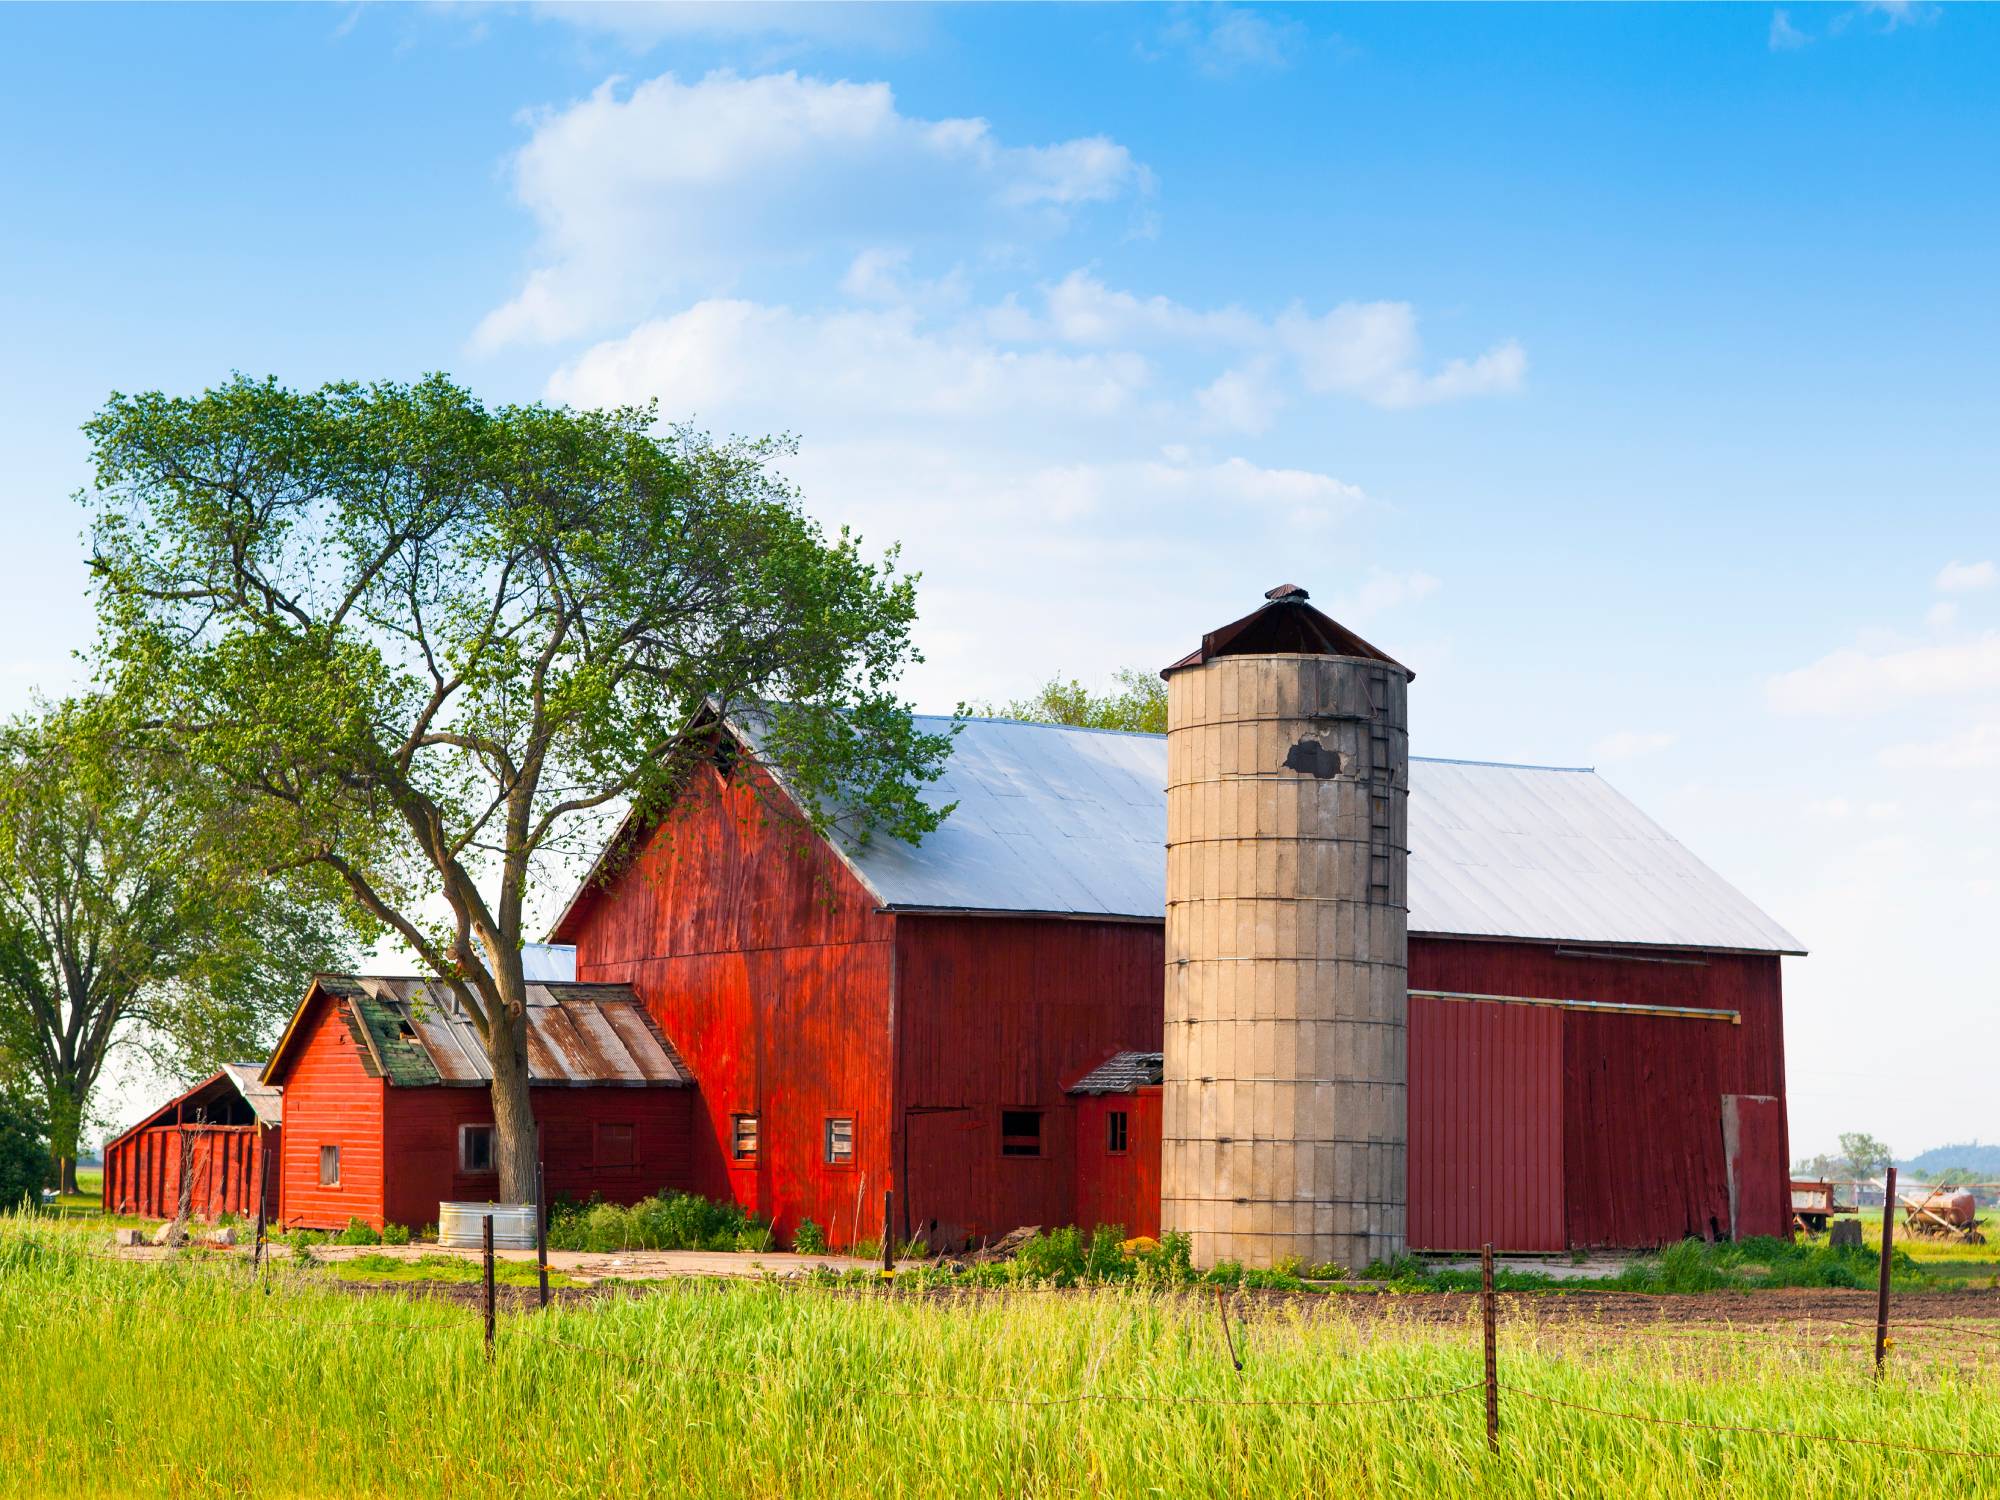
[595,1123,636,1169]
[459,1125,496,1173]
[1106,1110,1129,1155]
[1000,1111,1043,1158]
[731,1114,759,1161]
[318,1145,340,1186]
[824,1116,854,1166]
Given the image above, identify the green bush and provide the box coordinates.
[545,1192,772,1254]
[380,1224,411,1247]
[790,1218,827,1255]
[0,1086,50,1212]
[335,1218,381,1247]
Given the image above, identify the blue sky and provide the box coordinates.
[3,2,1996,1155]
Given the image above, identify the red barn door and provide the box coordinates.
[1721,1094,1789,1240]
[1408,995,1565,1253]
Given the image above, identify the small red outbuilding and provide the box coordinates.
[101,1063,282,1222]
[263,974,696,1232]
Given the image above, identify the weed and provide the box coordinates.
[791,1218,827,1255]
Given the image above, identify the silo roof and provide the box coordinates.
[791,716,1803,955]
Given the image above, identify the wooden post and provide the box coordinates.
[535,1161,550,1309]
[483,1213,496,1362]
[881,1189,895,1274]
[1482,1243,1499,1453]
[1875,1165,1897,1378]
[252,1126,269,1276]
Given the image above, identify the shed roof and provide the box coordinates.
[103,1064,282,1152]
[1067,1051,1165,1095]
[218,1063,283,1128]
[264,975,692,1089]
[791,717,1803,954]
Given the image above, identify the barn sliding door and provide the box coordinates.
[1408,995,1565,1253]
[1721,1094,1788,1240]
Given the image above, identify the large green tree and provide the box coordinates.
[0,697,352,1193]
[85,374,952,1202]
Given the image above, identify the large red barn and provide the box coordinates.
[552,710,1802,1256]
[261,974,696,1231]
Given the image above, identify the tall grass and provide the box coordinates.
[3,1218,1999,1498]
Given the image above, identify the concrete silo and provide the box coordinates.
[1160,585,1413,1271]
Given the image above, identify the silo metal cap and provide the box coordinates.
[1160,584,1414,680]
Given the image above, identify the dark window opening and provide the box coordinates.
[595,1123,636,1169]
[1000,1110,1043,1158]
[319,1144,340,1186]
[824,1116,854,1166]
[459,1125,496,1173]
[1106,1110,1129,1155]
[731,1114,759,1161]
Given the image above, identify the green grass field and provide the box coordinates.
[5,1220,2000,1498]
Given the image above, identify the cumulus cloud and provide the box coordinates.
[1881,722,2000,771]
[1766,633,2000,715]
[1768,9,1811,50]
[1151,5,1306,76]
[1936,559,1996,593]
[476,70,1149,349]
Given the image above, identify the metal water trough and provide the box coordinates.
[438,1201,537,1251]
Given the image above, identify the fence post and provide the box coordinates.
[252,1126,269,1277]
[882,1189,895,1274]
[1875,1165,1898,1378]
[535,1162,550,1310]
[483,1212,497,1362]
[1482,1242,1499,1453]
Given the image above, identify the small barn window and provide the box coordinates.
[824,1116,854,1166]
[731,1114,759,1161]
[1000,1111,1043,1158]
[318,1145,340,1186]
[459,1125,496,1174]
[1106,1110,1129,1155]
[595,1123,636,1169]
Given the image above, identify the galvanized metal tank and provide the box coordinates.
[438,1200,538,1251]
[1160,585,1412,1272]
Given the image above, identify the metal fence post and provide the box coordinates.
[882,1189,895,1274]
[483,1212,497,1362]
[1482,1243,1500,1453]
[1875,1165,1898,1377]
[536,1162,550,1309]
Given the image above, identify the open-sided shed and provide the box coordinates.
[101,1063,281,1222]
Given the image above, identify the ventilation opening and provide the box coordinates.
[1000,1110,1043,1158]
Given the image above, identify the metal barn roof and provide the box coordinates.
[218,1063,283,1127]
[267,975,693,1088]
[806,716,1802,955]
[1067,1051,1166,1095]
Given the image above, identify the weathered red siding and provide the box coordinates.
[558,766,897,1246]
[1073,1088,1162,1241]
[894,916,1163,1249]
[101,1124,277,1222]
[1407,994,1564,1253]
[1410,937,1788,1250]
[271,991,386,1229]
[380,1086,694,1232]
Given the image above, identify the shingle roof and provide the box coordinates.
[1067,1051,1165,1095]
[800,717,1803,954]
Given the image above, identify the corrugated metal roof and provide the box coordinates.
[802,717,1802,954]
[306,975,692,1088]
[219,1062,283,1128]
[1067,1051,1165,1095]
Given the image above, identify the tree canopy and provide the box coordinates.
[1838,1131,1894,1178]
[0,696,353,1191]
[84,374,953,1200]
[979,667,1167,734]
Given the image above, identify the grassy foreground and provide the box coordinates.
[4,1223,2000,1498]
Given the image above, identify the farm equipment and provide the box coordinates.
[1790,1179,1853,1235]
[1900,1187,1986,1245]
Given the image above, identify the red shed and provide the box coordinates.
[102,1063,282,1222]
[554,713,1802,1257]
[263,974,696,1232]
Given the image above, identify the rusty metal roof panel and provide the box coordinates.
[1067,1051,1165,1095]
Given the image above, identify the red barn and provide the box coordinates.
[554,711,1803,1256]
[101,1063,281,1222]
[262,974,695,1232]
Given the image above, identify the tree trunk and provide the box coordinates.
[47,1074,88,1197]
[488,1003,537,1205]
[58,1155,79,1198]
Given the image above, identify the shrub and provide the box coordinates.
[380,1224,411,1247]
[0,1085,50,1213]
[545,1192,773,1254]
[336,1218,381,1247]
[791,1218,827,1255]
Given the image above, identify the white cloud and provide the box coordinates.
[1277,302,1527,409]
[1881,722,2000,771]
[1936,559,1996,593]
[1927,600,1961,631]
[1766,633,2000,715]
[476,70,1148,349]
[1152,5,1305,76]
[1196,361,1285,435]
[1592,729,1678,762]
[1769,9,1811,50]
